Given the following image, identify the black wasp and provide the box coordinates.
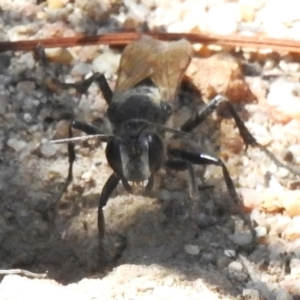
[51,35,300,246]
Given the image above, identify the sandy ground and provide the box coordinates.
[1,1,300,299]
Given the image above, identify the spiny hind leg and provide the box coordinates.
[180,94,300,176]
[168,147,256,249]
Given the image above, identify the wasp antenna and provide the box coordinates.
[50,134,114,144]
[152,122,192,138]
[132,119,192,138]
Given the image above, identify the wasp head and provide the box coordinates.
[106,120,165,184]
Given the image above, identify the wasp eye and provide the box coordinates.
[161,103,172,117]
[147,133,165,173]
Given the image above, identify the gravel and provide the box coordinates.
[1,0,300,299]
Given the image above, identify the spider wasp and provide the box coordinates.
[51,35,300,251]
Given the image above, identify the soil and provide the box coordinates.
[1,2,300,299]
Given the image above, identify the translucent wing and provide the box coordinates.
[151,39,193,102]
[115,36,155,91]
[115,36,193,102]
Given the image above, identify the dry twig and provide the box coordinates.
[0,269,48,279]
[1,32,300,53]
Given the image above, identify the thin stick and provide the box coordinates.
[238,254,261,282]
[0,269,48,279]
[2,32,300,53]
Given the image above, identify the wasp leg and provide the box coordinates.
[72,120,103,135]
[66,124,75,181]
[34,45,49,67]
[98,173,120,239]
[54,120,107,213]
[121,178,132,193]
[65,119,111,178]
[64,120,104,183]
[53,124,75,206]
[52,73,113,104]
[35,46,113,103]
[144,174,155,196]
[165,159,198,200]
[98,173,128,265]
[164,159,199,224]
[62,72,112,102]
[181,95,300,176]
[64,119,110,193]
[168,148,256,241]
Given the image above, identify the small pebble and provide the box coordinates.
[0,53,11,69]
[280,192,300,217]
[47,0,65,9]
[40,141,57,157]
[23,113,32,123]
[45,48,73,65]
[289,258,300,276]
[71,62,92,76]
[0,93,8,115]
[268,79,300,122]
[292,243,300,259]
[202,252,215,263]
[0,74,12,85]
[229,231,253,247]
[276,289,292,300]
[7,139,27,152]
[206,3,239,35]
[81,171,93,182]
[251,281,273,300]
[32,99,40,106]
[48,164,68,178]
[224,249,236,257]
[248,244,269,264]
[228,261,243,272]
[280,61,300,73]
[264,59,277,71]
[255,226,267,237]
[197,213,215,228]
[54,120,71,139]
[16,81,36,94]
[92,52,121,75]
[233,216,245,233]
[242,288,260,299]
[27,141,40,152]
[217,256,231,269]
[184,245,200,256]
